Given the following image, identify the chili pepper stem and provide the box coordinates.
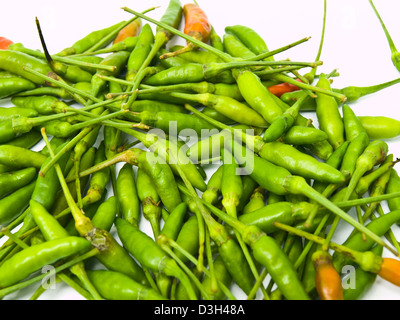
[244,37,311,62]
[122,7,233,63]
[297,179,398,256]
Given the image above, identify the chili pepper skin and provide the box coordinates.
[174,214,199,264]
[281,126,328,145]
[201,254,232,300]
[0,145,46,169]
[6,131,42,149]
[87,270,166,300]
[161,3,211,59]
[0,236,92,288]
[0,107,38,122]
[11,95,63,115]
[116,163,140,227]
[0,50,52,85]
[116,217,198,300]
[343,244,383,300]
[91,196,118,232]
[0,180,35,226]
[239,201,314,234]
[315,74,344,150]
[202,165,224,205]
[129,100,186,114]
[247,229,310,300]
[234,69,283,125]
[312,250,344,300]
[358,116,400,140]
[0,167,37,199]
[333,209,400,272]
[386,168,400,212]
[56,21,127,56]
[126,23,154,82]
[113,19,141,44]
[257,141,346,184]
[342,104,366,142]
[136,167,162,237]
[225,25,271,59]
[0,77,36,99]
[158,202,187,242]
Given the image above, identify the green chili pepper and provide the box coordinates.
[0,77,36,99]
[0,236,92,288]
[332,209,400,272]
[225,25,271,57]
[115,217,198,300]
[386,168,400,212]
[0,50,52,85]
[0,107,38,122]
[0,167,37,199]
[56,21,127,56]
[239,201,314,234]
[116,163,140,227]
[169,92,268,127]
[87,270,167,300]
[158,202,187,242]
[344,139,388,201]
[280,126,328,145]
[342,244,383,300]
[174,214,200,265]
[11,95,66,115]
[342,104,367,142]
[358,116,400,140]
[237,175,259,213]
[136,167,162,238]
[202,165,224,205]
[315,73,344,149]
[242,186,265,214]
[126,23,154,82]
[91,196,117,232]
[0,145,46,169]
[6,131,42,149]
[0,180,35,226]
[201,255,232,300]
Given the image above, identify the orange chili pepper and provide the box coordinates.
[113,19,142,44]
[313,250,344,300]
[268,82,300,98]
[0,37,13,50]
[377,258,400,287]
[160,3,211,59]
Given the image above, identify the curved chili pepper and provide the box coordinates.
[0,236,92,288]
[160,3,211,59]
[0,106,38,121]
[242,187,265,214]
[6,131,42,149]
[87,270,166,300]
[0,77,36,99]
[56,21,127,56]
[386,168,400,212]
[115,217,198,300]
[0,167,37,199]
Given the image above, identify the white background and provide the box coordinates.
[1,0,400,300]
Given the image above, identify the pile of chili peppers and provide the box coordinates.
[1,0,400,301]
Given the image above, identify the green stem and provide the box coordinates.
[122,7,233,63]
[244,37,311,62]
[83,7,157,53]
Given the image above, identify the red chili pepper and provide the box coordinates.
[0,37,13,50]
[377,258,400,287]
[268,82,300,98]
[160,3,211,59]
[113,19,142,44]
[313,250,344,300]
